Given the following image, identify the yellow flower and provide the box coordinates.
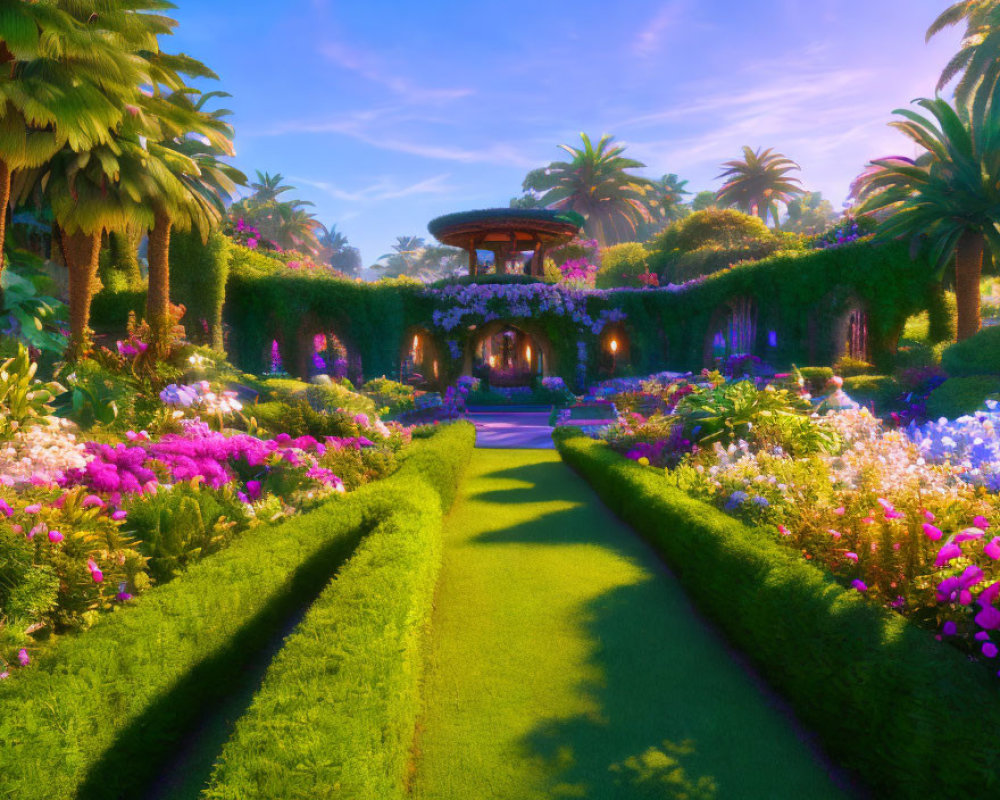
[638,457,650,466]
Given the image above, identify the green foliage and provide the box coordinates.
[926,376,1000,418]
[249,401,364,439]
[1,249,67,354]
[125,486,247,584]
[304,376,376,416]
[674,380,839,455]
[0,424,475,800]
[0,344,64,438]
[0,528,58,635]
[361,377,415,416]
[783,192,839,235]
[716,147,803,227]
[595,242,650,288]
[941,325,1000,375]
[651,208,774,252]
[170,229,232,350]
[555,433,1000,799]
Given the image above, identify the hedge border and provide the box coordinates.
[555,432,1000,800]
[0,423,475,800]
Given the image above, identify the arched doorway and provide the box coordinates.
[704,297,758,367]
[400,328,443,389]
[834,301,870,362]
[468,322,551,387]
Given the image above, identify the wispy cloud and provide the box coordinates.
[633,1,689,58]
[319,40,473,104]
[249,106,537,168]
[291,173,455,204]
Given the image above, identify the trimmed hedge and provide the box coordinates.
[0,423,475,800]
[941,325,1000,376]
[202,425,474,798]
[555,432,1000,800]
[925,376,1000,419]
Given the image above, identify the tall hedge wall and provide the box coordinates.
[90,238,937,381]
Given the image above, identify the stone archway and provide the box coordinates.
[703,296,758,367]
[466,320,555,387]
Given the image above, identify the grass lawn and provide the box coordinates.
[411,448,852,800]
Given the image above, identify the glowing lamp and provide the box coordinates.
[610,339,619,354]
[488,355,496,367]
[525,345,532,362]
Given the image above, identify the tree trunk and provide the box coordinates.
[146,210,173,352]
[108,223,144,286]
[955,230,983,341]
[61,228,102,358]
[0,159,10,279]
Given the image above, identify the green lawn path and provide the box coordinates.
[411,448,850,800]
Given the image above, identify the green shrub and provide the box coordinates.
[832,356,875,377]
[595,242,649,288]
[660,242,786,284]
[555,433,1000,799]
[0,423,475,800]
[842,375,900,408]
[361,377,415,416]
[941,326,1000,376]
[304,377,376,416]
[170,230,232,351]
[925,376,1000,419]
[248,400,364,439]
[795,366,834,393]
[650,208,774,252]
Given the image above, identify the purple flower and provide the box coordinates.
[984,642,998,658]
[923,523,943,541]
[975,604,1000,630]
[943,620,957,636]
[851,579,867,592]
[986,537,1000,561]
[0,499,13,517]
[17,649,29,667]
[48,530,63,543]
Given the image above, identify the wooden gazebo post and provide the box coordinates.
[468,236,479,276]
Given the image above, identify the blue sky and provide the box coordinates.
[169,1,961,266]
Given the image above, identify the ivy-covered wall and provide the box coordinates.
[91,239,938,383]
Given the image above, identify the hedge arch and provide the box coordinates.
[400,327,444,389]
[465,319,556,384]
[702,296,758,367]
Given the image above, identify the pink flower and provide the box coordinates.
[828,529,842,539]
[923,523,943,541]
[862,516,875,525]
[955,528,985,543]
[982,582,1000,606]
[923,509,935,522]
[91,570,103,583]
[985,537,1000,561]
[974,515,990,530]
[983,642,998,658]
[24,504,41,514]
[845,551,859,562]
[111,510,128,522]
[935,542,962,568]
[17,649,29,667]
[833,507,845,516]
[47,530,63,543]
[82,495,105,509]
[0,499,13,516]
[885,510,905,520]
[777,524,790,536]
[851,579,867,592]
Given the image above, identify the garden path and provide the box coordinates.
[469,410,554,448]
[410,448,854,800]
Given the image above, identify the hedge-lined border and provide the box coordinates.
[0,423,475,800]
[555,432,1000,800]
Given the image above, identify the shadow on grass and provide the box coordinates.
[74,525,369,800]
[465,456,848,799]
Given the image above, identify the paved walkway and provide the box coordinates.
[469,411,554,449]
[411,449,852,800]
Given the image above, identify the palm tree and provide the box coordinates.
[716,147,803,227]
[319,224,362,276]
[854,97,1000,340]
[636,173,691,239]
[529,133,656,246]
[928,1,1000,111]
[249,171,296,203]
[0,0,150,275]
[139,84,244,344]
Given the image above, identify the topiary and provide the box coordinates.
[796,366,834,393]
[941,326,1000,376]
[925,376,1000,419]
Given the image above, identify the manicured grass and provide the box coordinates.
[411,449,849,800]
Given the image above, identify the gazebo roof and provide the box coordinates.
[428,208,584,250]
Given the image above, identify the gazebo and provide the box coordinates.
[427,208,584,277]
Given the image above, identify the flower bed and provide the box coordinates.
[0,422,475,800]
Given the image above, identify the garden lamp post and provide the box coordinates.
[610,338,618,375]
